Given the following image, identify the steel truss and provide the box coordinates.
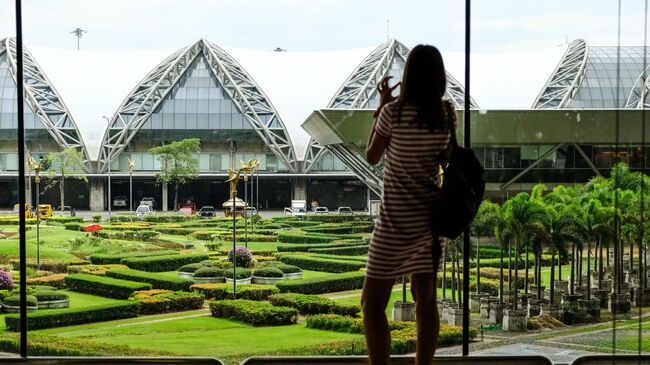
[303,39,478,184]
[98,39,297,173]
[1,38,89,169]
[532,39,588,109]
[626,65,650,109]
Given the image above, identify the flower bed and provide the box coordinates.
[129,289,204,315]
[25,274,66,289]
[209,299,298,326]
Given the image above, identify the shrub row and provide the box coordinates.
[121,253,209,272]
[65,274,152,299]
[276,242,362,253]
[304,314,407,333]
[5,301,140,331]
[217,234,277,242]
[46,216,84,224]
[106,269,194,291]
[24,274,66,288]
[67,264,129,275]
[129,289,204,315]
[0,217,36,225]
[275,231,338,244]
[64,223,84,231]
[304,215,370,223]
[89,250,178,265]
[268,293,359,316]
[97,230,160,241]
[209,300,298,326]
[153,227,195,236]
[279,255,365,273]
[308,245,369,256]
[190,283,278,300]
[276,272,365,294]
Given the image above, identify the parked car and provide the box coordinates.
[140,197,156,209]
[283,207,292,215]
[314,207,329,214]
[136,205,154,220]
[198,206,216,218]
[113,195,127,207]
[291,207,306,217]
[56,206,76,217]
[243,207,257,217]
[36,204,53,219]
[337,206,353,214]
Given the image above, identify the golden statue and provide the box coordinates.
[29,157,43,184]
[127,158,136,173]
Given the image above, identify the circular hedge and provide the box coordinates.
[32,290,69,302]
[199,260,219,267]
[224,268,252,280]
[253,267,284,278]
[261,261,302,274]
[26,285,58,292]
[194,267,224,278]
[178,263,205,273]
[4,294,37,307]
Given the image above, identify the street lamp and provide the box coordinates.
[239,159,259,249]
[28,157,43,270]
[128,158,135,213]
[102,116,112,218]
[227,168,242,299]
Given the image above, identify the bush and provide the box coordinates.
[269,293,359,316]
[227,246,254,268]
[64,223,83,231]
[276,272,365,294]
[25,274,66,289]
[178,263,205,273]
[5,301,140,331]
[65,274,152,299]
[105,269,194,291]
[89,250,178,265]
[67,264,128,276]
[279,255,365,273]
[3,294,37,307]
[224,268,252,280]
[190,283,279,300]
[0,270,14,290]
[92,214,102,223]
[47,216,84,224]
[276,242,363,253]
[308,245,369,256]
[276,231,338,244]
[190,231,218,241]
[193,267,224,278]
[262,262,302,274]
[209,300,298,326]
[129,289,204,315]
[143,215,190,223]
[252,267,284,278]
[121,253,209,272]
[97,230,160,241]
[32,290,69,302]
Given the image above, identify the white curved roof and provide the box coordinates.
[23,40,566,162]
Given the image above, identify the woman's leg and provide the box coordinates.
[361,276,395,365]
[411,272,439,365]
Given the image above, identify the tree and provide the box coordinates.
[149,138,201,210]
[471,200,501,294]
[44,148,87,210]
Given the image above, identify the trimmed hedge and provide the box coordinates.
[276,242,363,253]
[67,264,129,275]
[64,223,84,231]
[97,230,160,241]
[308,245,369,256]
[4,295,37,307]
[190,283,279,300]
[89,250,177,265]
[25,274,66,289]
[193,267,224,278]
[252,267,284,278]
[65,274,152,299]
[178,263,205,273]
[129,289,204,315]
[276,272,365,294]
[210,299,298,326]
[276,231,338,244]
[121,253,209,272]
[224,268,252,280]
[105,269,194,291]
[46,216,84,224]
[5,301,140,331]
[32,290,69,302]
[279,255,365,273]
[269,293,359,316]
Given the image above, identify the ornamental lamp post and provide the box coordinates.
[239,159,259,249]
[102,116,112,218]
[28,157,43,270]
[227,167,242,299]
[128,158,135,213]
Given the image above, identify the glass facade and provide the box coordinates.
[0,53,43,134]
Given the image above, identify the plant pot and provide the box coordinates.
[192,276,225,284]
[3,304,37,313]
[37,299,70,309]
[225,277,252,285]
[283,272,303,280]
[252,276,284,285]
[177,271,194,279]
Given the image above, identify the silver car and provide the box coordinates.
[136,205,154,220]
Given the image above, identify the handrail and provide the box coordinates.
[0,357,223,364]
[571,355,650,365]
[241,355,554,365]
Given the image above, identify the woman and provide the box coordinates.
[362,44,456,365]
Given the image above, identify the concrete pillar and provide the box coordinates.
[162,183,168,212]
[292,178,306,200]
[89,178,105,212]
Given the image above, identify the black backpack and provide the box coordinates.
[432,115,485,240]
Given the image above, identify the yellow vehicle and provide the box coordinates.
[13,204,33,218]
[37,204,53,219]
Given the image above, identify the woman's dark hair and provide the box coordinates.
[396,44,447,130]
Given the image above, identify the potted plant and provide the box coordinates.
[3,294,38,313]
[177,263,205,279]
[261,262,303,280]
[192,267,225,284]
[33,290,70,309]
[252,267,285,285]
[225,268,252,284]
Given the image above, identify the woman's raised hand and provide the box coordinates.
[374,76,400,118]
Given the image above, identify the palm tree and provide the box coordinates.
[471,200,501,295]
[493,205,512,306]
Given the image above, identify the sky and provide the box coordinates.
[1,0,648,53]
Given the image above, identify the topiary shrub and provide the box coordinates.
[129,290,204,315]
[269,293,359,316]
[252,267,284,278]
[92,215,102,223]
[190,283,278,301]
[258,261,303,274]
[209,299,298,326]
[32,290,69,302]
[193,267,224,278]
[4,295,37,307]
[276,272,365,294]
[177,263,205,273]
[224,268,252,280]
[0,270,14,290]
[65,274,152,299]
[227,246,254,268]
[105,269,194,291]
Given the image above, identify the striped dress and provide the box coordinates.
[365,100,456,280]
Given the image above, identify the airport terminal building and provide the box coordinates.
[0,38,648,211]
